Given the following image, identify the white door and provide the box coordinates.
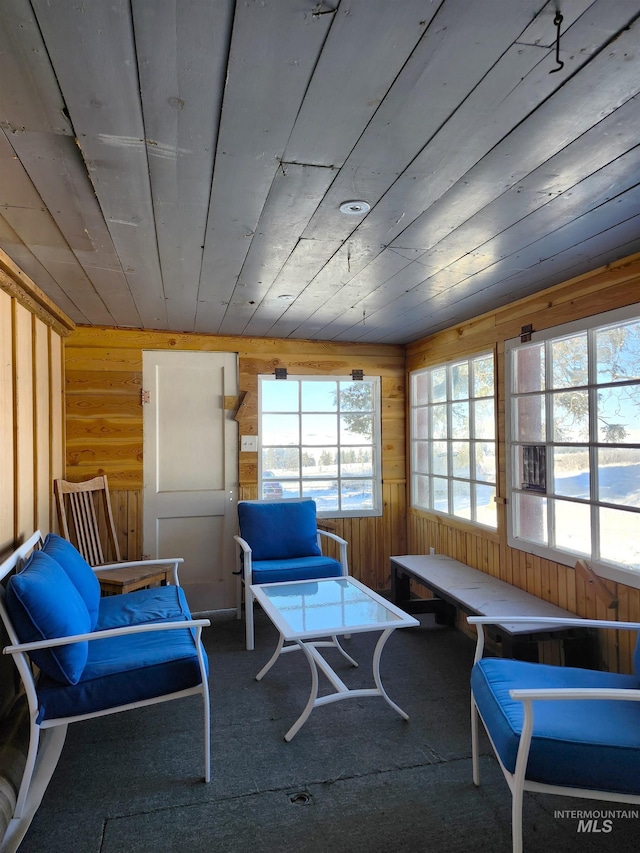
[142,350,238,612]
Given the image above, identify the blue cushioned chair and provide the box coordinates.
[468,615,640,853]
[0,531,211,848]
[234,499,348,650]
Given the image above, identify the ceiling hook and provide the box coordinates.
[549,11,564,74]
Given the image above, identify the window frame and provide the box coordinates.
[505,302,640,588]
[409,351,497,530]
[257,374,383,519]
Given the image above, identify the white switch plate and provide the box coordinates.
[241,435,258,452]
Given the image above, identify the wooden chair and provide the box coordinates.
[54,476,170,594]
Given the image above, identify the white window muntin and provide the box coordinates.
[506,303,640,587]
[410,352,497,529]
[258,375,382,518]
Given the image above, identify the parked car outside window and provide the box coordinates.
[262,471,283,499]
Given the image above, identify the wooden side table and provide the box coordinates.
[95,564,171,596]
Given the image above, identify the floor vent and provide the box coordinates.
[289,791,312,805]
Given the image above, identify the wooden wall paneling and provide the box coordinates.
[50,332,63,531]
[510,548,520,591]
[556,564,567,612]
[533,554,543,600]
[14,303,34,541]
[110,488,127,561]
[0,243,79,336]
[64,327,406,592]
[64,341,143,487]
[0,258,70,553]
[547,559,557,606]
[406,257,640,673]
[575,565,587,618]
[34,319,50,534]
[619,587,639,675]
[0,290,13,553]
[565,565,577,616]
[360,517,374,586]
[128,489,142,561]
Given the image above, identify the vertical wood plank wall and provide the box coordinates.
[0,262,70,732]
[63,329,406,590]
[0,273,69,561]
[406,254,640,673]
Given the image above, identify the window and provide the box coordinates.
[506,304,640,585]
[410,353,497,529]
[258,375,382,517]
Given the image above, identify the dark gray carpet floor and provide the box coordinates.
[17,613,639,853]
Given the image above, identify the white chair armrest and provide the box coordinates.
[233,535,253,583]
[318,529,349,575]
[96,557,183,586]
[510,686,640,702]
[233,535,251,555]
[3,618,211,655]
[468,615,640,663]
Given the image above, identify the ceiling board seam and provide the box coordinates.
[194,1,237,313]
[128,0,167,309]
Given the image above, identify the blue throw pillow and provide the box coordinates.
[238,499,322,561]
[42,533,101,629]
[6,550,91,685]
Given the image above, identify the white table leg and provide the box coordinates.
[284,640,320,742]
[257,628,409,740]
[372,627,410,720]
[255,633,286,681]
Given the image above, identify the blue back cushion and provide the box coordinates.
[238,500,321,561]
[42,533,101,629]
[5,550,91,685]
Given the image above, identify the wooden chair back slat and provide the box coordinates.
[54,476,121,566]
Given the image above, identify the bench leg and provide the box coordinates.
[390,565,411,607]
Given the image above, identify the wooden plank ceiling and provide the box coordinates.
[1,0,640,344]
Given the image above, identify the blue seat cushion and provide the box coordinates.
[472,657,640,794]
[96,584,192,630]
[35,626,208,724]
[5,550,91,685]
[238,499,321,561]
[42,533,101,630]
[251,556,342,585]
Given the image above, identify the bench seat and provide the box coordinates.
[390,554,592,662]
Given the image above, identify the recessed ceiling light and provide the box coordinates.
[278,294,295,301]
[339,200,370,215]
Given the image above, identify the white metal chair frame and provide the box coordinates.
[0,532,211,851]
[469,615,640,853]
[235,528,348,651]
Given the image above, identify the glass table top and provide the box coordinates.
[250,577,418,639]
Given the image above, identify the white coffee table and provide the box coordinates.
[250,576,419,741]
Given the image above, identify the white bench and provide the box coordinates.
[390,554,593,663]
